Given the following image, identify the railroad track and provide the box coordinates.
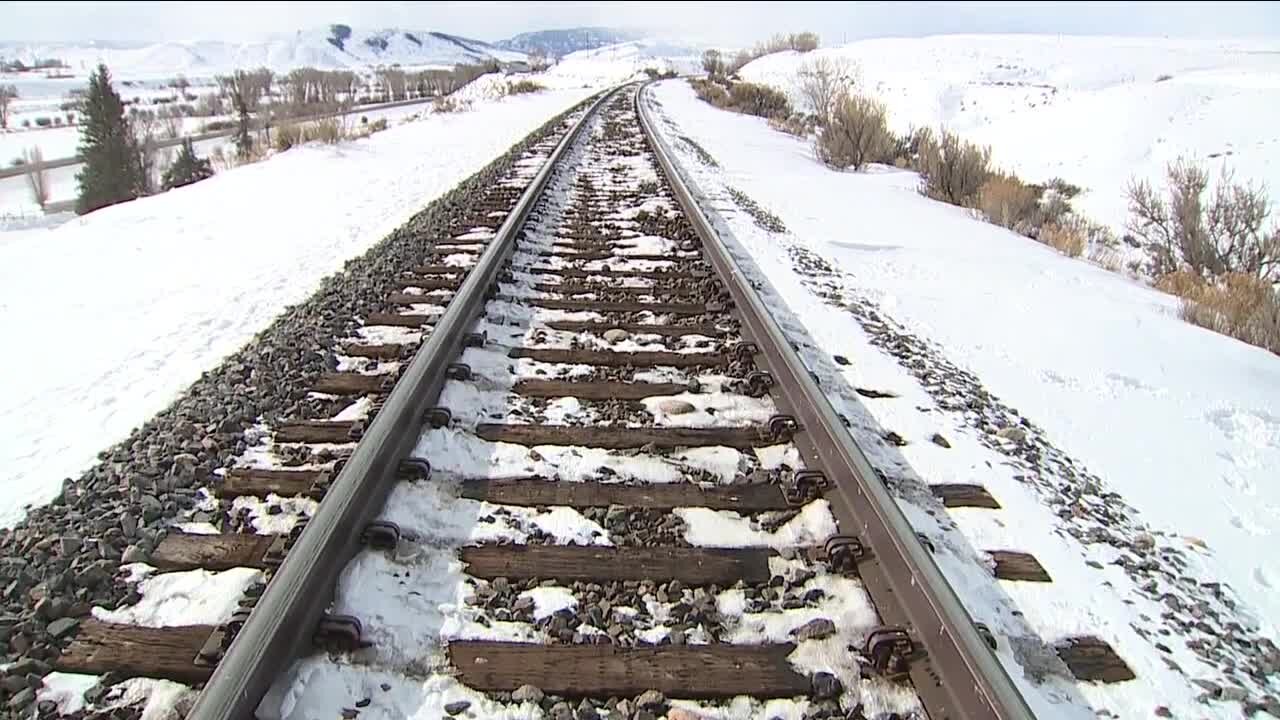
[52,84,1035,720]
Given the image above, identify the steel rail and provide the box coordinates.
[186,85,620,720]
[635,82,1037,720]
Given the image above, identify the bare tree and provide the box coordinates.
[796,56,861,126]
[1127,158,1280,281]
[23,147,49,209]
[129,108,162,194]
[701,50,724,78]
[0,84,16,129]
[814,92,895,170]
[528,48,551,71]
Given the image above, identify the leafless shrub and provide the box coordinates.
[978,173,1040,232]
[23,147,49,209]
[795,56,861,126]
[768,113,814,137]
[726,50,755,76]
[432,96,466,113]
[1040,222,1086,257]
[814,92,895,170]
[273,123,303,151]
[728,82,791,119]
[916,128,993,207]
[701,49,725,78]
[507,79,543,95]
[1126,158,1280,281]
[1158,271,1280,353]
[309,114,345,141]
[690,78,730,108]
[0,84,16,129]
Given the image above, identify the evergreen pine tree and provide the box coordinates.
[232,93,253,160]
[161,138,214,191]
[75,64,143,215]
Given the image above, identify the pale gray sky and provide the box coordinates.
[2,1,1279,46]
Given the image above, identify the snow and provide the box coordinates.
[519,586,578,620]
[538,40,701,90]
[36,673,100,715]
[0,27,526,78]
[649,77,1280,719]
[91,566,261,627]
[0,86,595,528]
[677,500,839,549]
[738,35,1280,234]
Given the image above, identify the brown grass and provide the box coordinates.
[1040,222,1086,257]
[1156,271,1280,353]
[977,173,1040,232]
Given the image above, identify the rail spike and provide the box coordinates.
[314,614,369,653]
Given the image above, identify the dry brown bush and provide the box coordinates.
[1040,222,1086,257]
[691,78,730,108]
[728,82,791,118]
[916,129,992,207]
[1160,272,1280,353]
[23,147,48,209]
[814,93,894,171]
[507,79,543,95]
[306,118,343,144]
[768,113,814,137]
[978,173,1040,232]
[273,123,302,151]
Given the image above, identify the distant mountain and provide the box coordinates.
[496,27,643,58]
[0,26,527,78]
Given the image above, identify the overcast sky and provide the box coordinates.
[2,1,1279,46]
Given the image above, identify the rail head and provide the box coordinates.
[634,81,1037,720]
[186,86,622,720]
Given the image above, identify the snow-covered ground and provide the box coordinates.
[648,78,1280,719]
[537,40,701,90]
[0,85,596,528]
[0,96,445,217]
[738,34,1280,234]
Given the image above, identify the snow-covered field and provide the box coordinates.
[648,78,1280,718]
[738,34,1280,234]
[0,85,596,528]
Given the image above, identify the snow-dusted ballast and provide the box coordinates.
[50,83,1038,720]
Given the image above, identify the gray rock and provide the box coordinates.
[444,700,471,715]
[657,399,696,415]
[812,672,842,700]
[513,596,535,613]
[37,699,57,715]
[603,328,630,342]
[930,433,951,448]
[996,426,1027,443]
[1,675,26,693]
[636,689,666,709]
[121,545,149,564]
[24,673,43,689]
[8,688,35,710]
[1218,686,1247,703]
[120,513,138,538]
[549,701,573,720]
[614,699,634,717]
[511,684,544,704]
[83,684,105,704]
[34,597,65,621]
[59,536,83,556]
[792,618,836,641]
[46,617,80,638]
[1133,533,1156,551]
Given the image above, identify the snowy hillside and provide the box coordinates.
[496,27,641,58]
[0,25,526,78]
[738,35,1280,235]
[539,40,701,89]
